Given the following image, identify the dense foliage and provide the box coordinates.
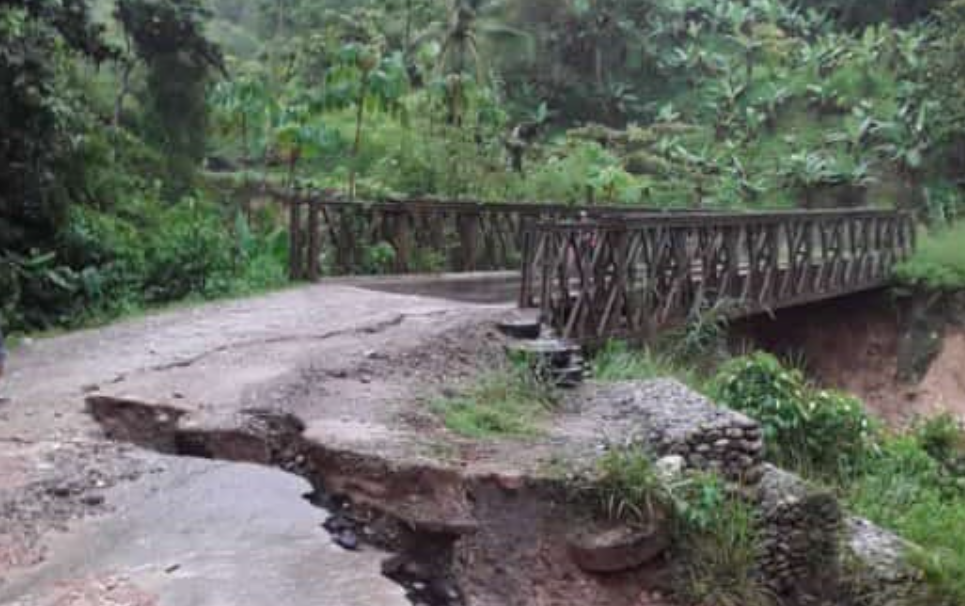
[712,351,874,477]
[2,0,964,332]
[116,0,225,195]
[591,343,965,604]
[1,0,284,331]
[895,223,965,291]
[198,0,965,215]
[712,353,965,605]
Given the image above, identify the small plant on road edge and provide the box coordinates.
[594,447,671,529]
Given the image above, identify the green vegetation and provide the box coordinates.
[590,448,771,606]
[3,0,964,332]
[591,341,965,604]
[847,429,965,605]
[591,306,731,389]
[430,364,558,438]
[591,341,697,385]
[710,353,965,605]
[895,223,965,292]
[711,351,875,478]
[594,447,669,528]
[670,473,772,606]
[0,1,287,333]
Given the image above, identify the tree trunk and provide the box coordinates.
[349,73,370,201]
[404,0,413,56]
[241,112,251,223]
[594,45,604,93]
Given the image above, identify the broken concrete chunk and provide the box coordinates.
[567,521,671,573]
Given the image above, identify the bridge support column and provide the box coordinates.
[457,211,480,272]
[288,198,303,281]
[307,200,321,282]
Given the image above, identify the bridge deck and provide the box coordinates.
[255,188,915,345]
[520,209,915,344]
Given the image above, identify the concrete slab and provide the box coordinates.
[0,455,408,606]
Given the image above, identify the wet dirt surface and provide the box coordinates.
[336,271,521,305]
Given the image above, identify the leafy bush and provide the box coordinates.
[894,224,965,291]
[711,352,875,476]
[914,413,965,474]
[361,241,397,275]
[141,197,235,302]
[512,140,643,205]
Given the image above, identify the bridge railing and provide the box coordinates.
[253,185,693,280]
[519,209,916,344]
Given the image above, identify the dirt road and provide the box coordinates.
[0,281,511,605]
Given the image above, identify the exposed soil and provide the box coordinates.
[732,290,965,426]
[82,328,675,606]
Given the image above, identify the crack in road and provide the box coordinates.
[106,309,459,387]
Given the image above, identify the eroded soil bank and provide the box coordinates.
[732,289,965,425]
[84,396,672,606]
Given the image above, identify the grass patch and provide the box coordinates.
[671,473,774,606]
[595,447,670,528]
[431,366,558,439]
[590,340,707,391]
[895,223,965,292]
[845,429,965,606]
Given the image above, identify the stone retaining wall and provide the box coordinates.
[590,379,926,605]
[758,465,842,596]
[843,517,926,606]
[599,380,766,484]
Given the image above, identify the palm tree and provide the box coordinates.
[411,0,527,84]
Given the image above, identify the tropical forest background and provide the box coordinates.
[2,0,965,331]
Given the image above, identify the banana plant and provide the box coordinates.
[825,107,886,161]
[708,70,748,140]
[270,102,334,188]
[876,101,935,215]
[753,84,790,131]
[328,44,409,199]
[210,75,271,173]
[779,151,872,209]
